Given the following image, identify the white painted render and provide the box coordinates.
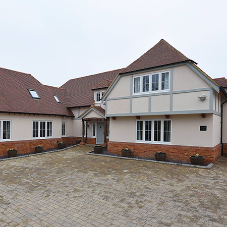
[222,103,227,143]
[107,99,130,114]
[0,113,73,141]
[108,76,130,99]
[151,95,170,112]
[171,114,213,147]
[213,114,221,146]
[109,117,136,143]
[173,65,209,91]
[109,114,217,147]
[85,110,103,119]
[71,107,89,118]
[172,91,210,111]
[132,97,149,113]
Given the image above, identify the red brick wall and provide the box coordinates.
[223,143,227,156]
[0,137,78,157]
[108,141,222,164]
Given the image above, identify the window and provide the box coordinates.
[33,121,53,138]
[96,91,105,102]
[152,74,159,91]
[133,71,170,94]
[161,72,169,90]
[92,122,96,137]
[143,75,149,92]
[0,120,11,140]
[154,120,161,142]
[54,95,60,103]
[136,120,171,143]
[28,89,40,99]
[62,122,66,136]
[134,77,140,93]
[137,121,143,140]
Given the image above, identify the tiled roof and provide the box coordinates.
[213,77,227,87]
[121,39,195,74]
[93,105,105,116]
[92,79,113,90]
[44,85,74,116]
[0,67,74,116]
[61,68,123,107]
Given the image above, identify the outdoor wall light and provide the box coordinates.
[198,94,207,101]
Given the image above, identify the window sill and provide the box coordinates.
[135,140,172,145]
[32,137,53,140]
[133,90,170,95]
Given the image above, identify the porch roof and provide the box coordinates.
[79,105,105,119]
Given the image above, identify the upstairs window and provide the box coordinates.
[54,95,61,103]
[0,120,11,141]
[134,77,140,93]
[95,91,105,102]
[28,89,40,99]
[133,71,170,94]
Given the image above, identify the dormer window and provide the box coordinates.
[28,89,40,99]
[95,91,105,103]
[54,95,61,103]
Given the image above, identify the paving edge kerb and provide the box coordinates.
[0,145,78,162]
[86,151,214,169]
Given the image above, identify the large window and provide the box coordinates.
[133,71,170,94]
[33,121,53,138]
[0,120,11,141]
[62,122,66,136]
[136,120,171,143]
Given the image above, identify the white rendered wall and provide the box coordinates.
[109,114,215,147]
[0,113,74,141]
[108,76,130,98]
[173,65,209,91]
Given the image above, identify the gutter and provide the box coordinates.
[220,87,227,156]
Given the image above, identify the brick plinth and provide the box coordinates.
[0,137,78,158]
[108,141,222,164]
[223,143,227,156]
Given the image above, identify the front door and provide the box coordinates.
[97,122,104,144]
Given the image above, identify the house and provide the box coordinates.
[0,39,226,163]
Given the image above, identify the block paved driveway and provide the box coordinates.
[0,145,227,227]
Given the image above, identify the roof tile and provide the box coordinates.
[121,39,194,74]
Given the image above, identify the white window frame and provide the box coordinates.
[136,119,172,144]
[32,121,53,139]
[133,70,170,95]
[62,122,66,137]
[54,95,61,103]
[28,89,40,99]
[94,90,105,103]
[0,120,11,141]
[92,121,96,138]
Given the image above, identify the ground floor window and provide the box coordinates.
[33,121,53,138]
[0,120,11,140]
[62,122,66,136]
[136,120,171,143]
[92,122,96,137]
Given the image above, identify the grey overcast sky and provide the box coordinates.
[0,0,226,87]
